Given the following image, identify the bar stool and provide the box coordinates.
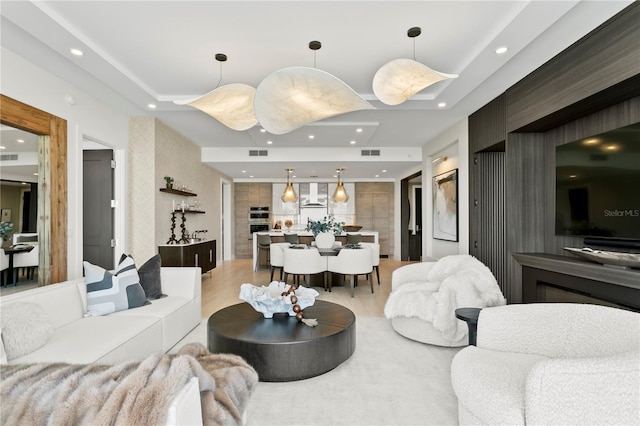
[283,233,299,244]
[346,233,362,244]
[256,234,272,269]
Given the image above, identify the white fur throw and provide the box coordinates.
[0,343,258,426]
[384,255,506,341]
[0,302,53,360]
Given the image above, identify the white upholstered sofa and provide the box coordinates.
[451,303,640,425]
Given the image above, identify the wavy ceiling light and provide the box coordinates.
[254,41,374,135]
[373,27,458,106]
[174,53,258,131]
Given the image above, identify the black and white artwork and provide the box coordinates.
[432,169,458,242]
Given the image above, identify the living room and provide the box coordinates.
[1,1,639,424]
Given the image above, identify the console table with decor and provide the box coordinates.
[158,240,216,274]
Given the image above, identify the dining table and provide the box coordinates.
[2,244,35,287]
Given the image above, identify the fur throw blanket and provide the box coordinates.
[384,255,506,341]
[0,343,258,426]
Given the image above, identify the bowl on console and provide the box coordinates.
[343,225,363,232]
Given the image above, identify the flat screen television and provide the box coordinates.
[555,122,640,242]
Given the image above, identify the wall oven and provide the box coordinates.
[249,206,270,239]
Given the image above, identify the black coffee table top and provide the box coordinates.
[208,300,356,381]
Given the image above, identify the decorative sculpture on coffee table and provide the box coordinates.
[239,281,319,326]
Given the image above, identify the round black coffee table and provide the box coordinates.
[208,300,356,382]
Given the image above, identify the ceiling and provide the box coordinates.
[0,1,633,181]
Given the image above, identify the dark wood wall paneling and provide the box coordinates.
[506,3,640,133]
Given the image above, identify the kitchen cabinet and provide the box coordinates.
[158,240,216,273]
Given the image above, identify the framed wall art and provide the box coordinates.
[432,169,458,242]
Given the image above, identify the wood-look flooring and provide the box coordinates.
[201,258,417,318]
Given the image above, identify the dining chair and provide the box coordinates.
[13,243,39,281]
[256,234,272,269]
[327,247,373,297]
[269,242,290,282]
[283,247,327,289]
[0,248,8,286]
[360,242,381,285]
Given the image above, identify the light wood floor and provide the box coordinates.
[201,258,417,318]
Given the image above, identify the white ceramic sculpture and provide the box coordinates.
[239,281,319,318]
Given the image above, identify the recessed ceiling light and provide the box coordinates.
[495,46,508,55]
[260,128,266,133]
[382,169,387,173]
[569,174,577,178]
[33,172,39,176]
[267,140,273,145]
[242,170,246,173]
[293,175,297,178]
[0,146,5,150]
[375,175,380,178]
[605,145,618,151]
[437,102,446,108]
[583,138,599,145]
[308,135,315,139]
[249,175,254,178]
[70,48,84,56]
[356,128,363,133]
[350,140,356,145]
[21,182,27,185]
[148,104,157,109]
[17,139,24,143]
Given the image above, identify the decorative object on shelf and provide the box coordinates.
[254,41,374,135]
[332,168,349,202]
[173,54,258,131]
[284,219,293,230]
[164,176,174,189]
[0,221,14,241]
[563,247,640,269]
[166,212,180,244]
[239,281,319,326]
[432,168,458,242]
[307,215,344,237]
[281,168,298,203]
[373,27,458,106]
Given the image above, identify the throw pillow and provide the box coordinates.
[137,254,166,300]
[84,255,148,316]
[0,302,53,360]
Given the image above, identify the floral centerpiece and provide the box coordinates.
[0,221,13,242]
[306,215,344,237]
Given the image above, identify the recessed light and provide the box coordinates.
[148,103,157,109]
[569,174,577,178]
[17,139,24,143]
[437,102,446,108]
[605,145,618,151]
[375,175,380,178]
[21,182,27,185]
[382,169,387,173]
[350,140,356,145]
[267,140,273,145]
[0,146,5,150]
[583,139,599,145]
[308,135,315,139]
[249,175,254,178]
[33,173,39,176]
[293,175,297,178]
[242,170,246,173]
[70,48,84,56]
[260,128,266,133]
[356,128,363,133]
[495,46,508,55]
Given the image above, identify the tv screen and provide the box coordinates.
[555,122,640,239]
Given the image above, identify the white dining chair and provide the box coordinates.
[283,247,327,289]
[0,248,9,286]
[269,242,290,282]
[360,242,380,285]
[327,247,373,297]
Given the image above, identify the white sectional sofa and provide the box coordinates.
[0,266,201,365]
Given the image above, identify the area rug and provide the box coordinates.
[172,317,461,425]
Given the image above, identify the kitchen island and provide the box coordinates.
[252,231,378,271]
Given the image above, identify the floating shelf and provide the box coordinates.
[160,188,198,197]
[173,210,205,214]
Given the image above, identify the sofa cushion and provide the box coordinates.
[0,301,53,360]
[138,254,166,300]
[84,256,148,316]
[451,346,549,425]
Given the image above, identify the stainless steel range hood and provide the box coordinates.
[299,183,328,207]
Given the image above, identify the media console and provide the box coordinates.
[513,253,640,312]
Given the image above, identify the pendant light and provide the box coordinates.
[332,168,349,202]
[373,27,458,106]
[281,168,298,203]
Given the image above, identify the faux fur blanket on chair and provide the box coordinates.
[384,255,506,341]
[0,343,258,426]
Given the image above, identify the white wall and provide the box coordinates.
[421,119,470,259]
[1,47,132,279]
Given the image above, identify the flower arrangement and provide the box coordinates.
[0,221,14,241]
[306,215,344,236]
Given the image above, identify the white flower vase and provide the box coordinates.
[315,232,335,249]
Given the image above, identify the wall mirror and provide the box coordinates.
[0,94,67,286]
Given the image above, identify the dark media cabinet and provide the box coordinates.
[159,240,216,273]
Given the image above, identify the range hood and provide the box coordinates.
[299,183,328,208]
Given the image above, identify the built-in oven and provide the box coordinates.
[249,206,270,239]
[249,223,270,237]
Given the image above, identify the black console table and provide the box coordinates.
[513,253,640,312]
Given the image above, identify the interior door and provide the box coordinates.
[83,149,114,269]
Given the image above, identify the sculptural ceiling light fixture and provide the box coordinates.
[332,168,349,203]
[373,27,458,106]
[282,168,298,203]
[174,53,258,131]
[254,41,374,135]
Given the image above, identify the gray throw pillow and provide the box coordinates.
[84,255,148,316]
[138,254,166,300]
[0,302,53,360]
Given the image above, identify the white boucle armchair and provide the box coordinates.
[451,303,640,425]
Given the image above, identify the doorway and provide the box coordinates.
[400,171,422,261]
[221,179,232,261]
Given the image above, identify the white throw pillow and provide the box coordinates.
[0,302,53,360]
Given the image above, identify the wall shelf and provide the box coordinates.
[173,210,205,214]
[160,188,197,197]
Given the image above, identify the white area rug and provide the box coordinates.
[173,317,461,425]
